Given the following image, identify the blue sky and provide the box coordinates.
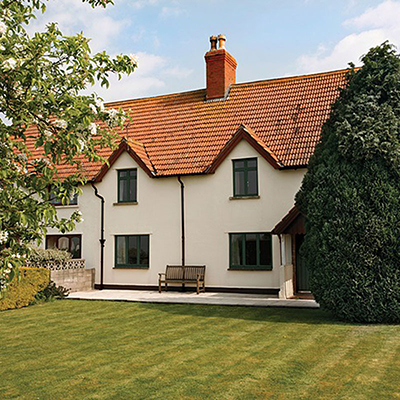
[32,0,400,101]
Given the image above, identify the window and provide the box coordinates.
[229,233,272,270]
[115,235,149,268]
[118,169,137,203]
[233,158,258,197]
[49,188,78,206]
[46,235,82,259]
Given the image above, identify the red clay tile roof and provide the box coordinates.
[24,68,348,180]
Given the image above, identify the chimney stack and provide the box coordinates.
[204,34,237,100]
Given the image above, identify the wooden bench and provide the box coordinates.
[158,265,206,294]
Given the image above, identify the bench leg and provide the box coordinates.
[159,279,162,293]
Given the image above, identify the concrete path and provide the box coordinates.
[68,289,319,309]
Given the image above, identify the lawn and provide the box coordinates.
[1,301,399,399]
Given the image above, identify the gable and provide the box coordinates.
[93,138,155,182]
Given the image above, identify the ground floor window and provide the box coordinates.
[46,235,82,259]
[229,233,272,270]
[115,235,149,268]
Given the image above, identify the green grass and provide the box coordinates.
[1,301,400,400]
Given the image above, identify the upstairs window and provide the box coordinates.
[233,158,258,197]
[118,169,137,203]
[49,188,78,206]
[229,233,272,270]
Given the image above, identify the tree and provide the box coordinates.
[0,0,137,294]
[296,42,400,323]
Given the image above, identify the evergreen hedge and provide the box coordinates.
[28,247,72,266]
[296,43,400,323]
[0,267,50,311]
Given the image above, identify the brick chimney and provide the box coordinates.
[205,34,237,100]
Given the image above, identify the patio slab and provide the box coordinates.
[68,289,319,308]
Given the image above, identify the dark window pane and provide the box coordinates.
[116,237,126,265]
[58,237,69,251]
[245,234,257,265]
[235,171,245,196]
[231,234,243,265]
[247,170,258,195]
[247,159,257,168]
[119,171,127,179]
[71,237,81,258]
[234,160,245,169]
[119,179,127,201]
[70,192,78,205]
[260,234,272,266]
[128,236,138,265]
[49,190,58,204]
[139,236,149,265]
[46,236,58,249]
[129,175,137,201]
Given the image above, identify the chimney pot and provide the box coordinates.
[217,34,226,49]
[210,36,217,51]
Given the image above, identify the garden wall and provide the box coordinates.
[26,259,95,293]
[51,268,95,293]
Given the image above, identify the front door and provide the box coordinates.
[295,234,310,292]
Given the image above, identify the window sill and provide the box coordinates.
[228,266,272,271]
[113,265,149,269]
[113,202,138,206]
[229,196,260,200]
[54,204,79,209]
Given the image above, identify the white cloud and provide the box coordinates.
[28,0,130,53]
[345,0,400,29]
[159,6,185,19]
[87,74,166,102]
[164,66,193,79]
[130,0,160,10]
[135,52,167,74]
[296,0,400,74]
[297,30,388,73]
[83,51,169,101]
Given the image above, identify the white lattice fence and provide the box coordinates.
[26,259,85,270]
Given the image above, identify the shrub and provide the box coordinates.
[34,281,70,303]
[0,267,50,311]
[296,43,400,323]
[28,247,71,267]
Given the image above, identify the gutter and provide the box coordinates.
[91,182,105,290]
[177,176,185,267]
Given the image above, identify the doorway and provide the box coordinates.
[295,234,310,292]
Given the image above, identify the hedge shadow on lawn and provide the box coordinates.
[136,302,355,326]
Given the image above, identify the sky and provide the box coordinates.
[30,0,400,102]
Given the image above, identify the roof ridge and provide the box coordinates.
[232,68,351,88]
[105,88,206,107]
[104,68,351,107]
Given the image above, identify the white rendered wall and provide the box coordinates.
[50,140,305,290]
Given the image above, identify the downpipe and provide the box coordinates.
[91,182,105,290]
[177,176,185,267]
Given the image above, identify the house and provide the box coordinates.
[44,35,347,298]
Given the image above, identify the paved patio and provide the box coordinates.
[68,289,319,308]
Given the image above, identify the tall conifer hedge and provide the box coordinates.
[296,43,400,323]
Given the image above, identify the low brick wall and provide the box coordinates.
[51,268,95,293]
